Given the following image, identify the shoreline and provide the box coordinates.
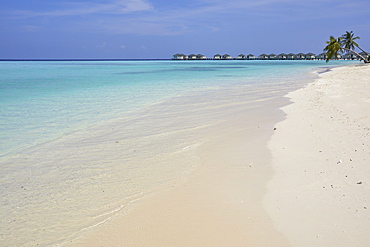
[2,60,331,246]
[265,64,370,246]
[68,87,296,246]
[66,64,362,246]
[70,63,370,246]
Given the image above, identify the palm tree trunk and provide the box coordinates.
[357,46,368,55]
[343,48,369,63]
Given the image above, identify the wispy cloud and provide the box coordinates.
[96,42,107,48]
[8,0,153,18]
[3,0,370,37]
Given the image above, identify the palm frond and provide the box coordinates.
[323,36,343,62]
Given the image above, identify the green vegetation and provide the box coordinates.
[324,31,369,63]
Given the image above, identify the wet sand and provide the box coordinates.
[69,96,291,246]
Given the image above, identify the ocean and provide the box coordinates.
[0,59,357,246]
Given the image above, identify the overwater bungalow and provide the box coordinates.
[172,53,187,60]
[286,53,295,60]
[187,54,196,60]
[223,54,233,60]
[305,53,316,60]
[277,53,287,60]
[187,54,206,60]
[359,52,369,60]
[336,52,367,60]
[247,54,255,60]
[296,53,305,60]
[197,54,206,60]
[214,54,222,60]
[343,53,357,60]
[235,54,247,60]
[316,53,327,60]
[258,54,268,60]
[268,54,277,60]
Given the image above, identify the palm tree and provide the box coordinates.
[324,32,369,63]
[342,31,359,51]
[342,31,368,55]
[323,36,343,62]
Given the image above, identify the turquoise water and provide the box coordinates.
[0,59,349,157]
[0,60,358,246]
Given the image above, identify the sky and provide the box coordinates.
[1,0,370,59]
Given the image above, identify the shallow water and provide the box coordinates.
[0,60,358,246]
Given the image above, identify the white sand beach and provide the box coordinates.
[265,64,370,246]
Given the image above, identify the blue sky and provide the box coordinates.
[1,0,369,59]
